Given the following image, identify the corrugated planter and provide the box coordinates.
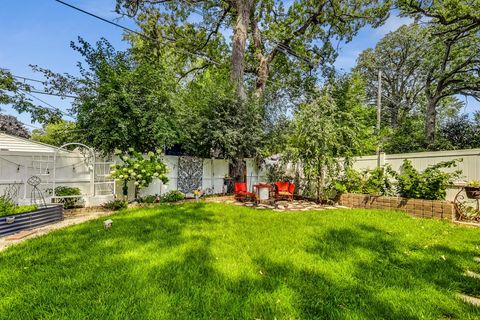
[0,205,64,237]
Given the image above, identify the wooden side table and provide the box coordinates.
[254,183,273,204]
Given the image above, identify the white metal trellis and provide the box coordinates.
[52,143,95,198]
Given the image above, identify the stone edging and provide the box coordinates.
[339,193,454,220]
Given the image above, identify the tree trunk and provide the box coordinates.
[389,102,400,129]
[231,0,253,100]
[425,96,438,146]
[254,56,269,98]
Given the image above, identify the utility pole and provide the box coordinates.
[376,70,382,168]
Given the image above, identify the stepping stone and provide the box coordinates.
[300,208,309,211]
[474,257,480,263]
[313,208,325,211]
[277,205,285,210]
[456,293,480,306]
[5,230,37,241]
[245,203,255,207]
[336,205,349,209]
[325,206,337,210]
[273,209,285,212]
[465,270,480,279]
[255,207,266,210]
[234,202,244,206]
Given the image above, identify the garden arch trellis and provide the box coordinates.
[52,143,95,200]
[51,143,115,203]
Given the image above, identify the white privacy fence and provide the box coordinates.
[351,149,480,200]
[134,157,232,199]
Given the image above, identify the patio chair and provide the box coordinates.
[234,182,256,202]
[274,182,295,201]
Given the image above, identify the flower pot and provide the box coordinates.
[465,186,480,199]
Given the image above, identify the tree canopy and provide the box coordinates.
[115,0,391,100]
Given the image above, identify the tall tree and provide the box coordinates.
[421,27,480,145]
[115,0,391,100]
[33,38,180,154]
[0,69,62,123]
[397,0,479,38]
[355,24,425,128]
[177,69,263,159]
[0,114,30,139]
[356,22,480,146]
[397,1,480,145]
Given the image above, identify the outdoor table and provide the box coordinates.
[254,183,273,203]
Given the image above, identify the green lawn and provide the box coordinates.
[0,203,479,319]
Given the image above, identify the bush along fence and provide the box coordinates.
[339,193,454,220]
[0,205,64,237]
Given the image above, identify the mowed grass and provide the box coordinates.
[0,203,479,319]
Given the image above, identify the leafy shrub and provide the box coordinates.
[0,196,16,216]
[0,196,38,217]
[333,166,396,196]
[161,190,185,203]
[363,166,396,196]
[110,149,169,192]
[139,194,159,204]
[47,186,82,209]
[397,159,462,200]
[333,167,363,194]
[466,180,480,188]
[266,163,293,183]
[12,205,38,214]
[103,199,128,211]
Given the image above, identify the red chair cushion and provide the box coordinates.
[235,183,247,193]
[288,183,295,194]
[275,182,290,192]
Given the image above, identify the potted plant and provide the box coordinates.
[465,180,480,199]
[193,189,202,201]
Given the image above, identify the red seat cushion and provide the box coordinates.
[235,183,247,193]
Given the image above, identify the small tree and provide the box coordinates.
[110,149,168,199]
[31,120,78,147]
[289,75,374,201]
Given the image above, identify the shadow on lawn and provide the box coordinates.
[0,203,217,319]
[307,223,480,318]
[1,205,479,319]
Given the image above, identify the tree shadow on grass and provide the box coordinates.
[1,205,479,319]
[0,203,216,319]
[307,223,480,318]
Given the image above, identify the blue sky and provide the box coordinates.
[0,1,477,129]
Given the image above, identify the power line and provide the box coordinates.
[12,74,45,84]
[1,69,79,98]
[21,90,75,118]
[28,89,78,99]
[53,0,308,92]
[180,0,315,67]
[54,0,220,66]
[55,0,149,42]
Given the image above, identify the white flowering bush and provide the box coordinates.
[110,148,168,191]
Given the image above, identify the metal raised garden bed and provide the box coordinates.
[0,205,64,237]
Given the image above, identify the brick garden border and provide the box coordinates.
[339,193,454,220]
